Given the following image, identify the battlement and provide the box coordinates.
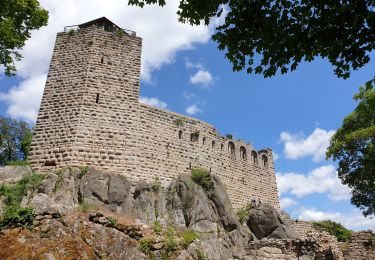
[28,18,280,210]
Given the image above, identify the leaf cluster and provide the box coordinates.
[153,220,162,235]
[191,167,214,198]
[326,79,375,216]
[236,203,252,224]
[0,0,48,75]
[129,0,374,79]
[0,172,45,230]
[312,220,351,243]
[180,229,198,248]
[0,173,45,207]
[0,206,34,230]
[162,226,178,258]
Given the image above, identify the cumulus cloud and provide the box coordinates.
[0,0,214,122]
[185,104,202,115]
[0,74,47,122]
[190,70,214,88]
[139,96,167,109]
[276,165,351,201]
[280,197,297,209]
[279,128,335,162]
[185,58,214,88]
[298,207,375,231]
[273,152,280,161]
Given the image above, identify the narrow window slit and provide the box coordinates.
[96,93,100,104]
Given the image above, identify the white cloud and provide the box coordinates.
[185,59,204,70]
[0,0,214,122]
[298,207,375,231]
[273,152,280,161]
[280,128,335,162]
[185,104,202,115]
[190,69,214,87]
[185,58,214,88]
[280,197,297,209]
[139,96,167,109]
[277,165,351,201]
[0,74,47,123]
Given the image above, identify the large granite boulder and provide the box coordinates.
[174,174,219,232]
[247,203,298,239]
[0,166,32,185]
[210,174,243,232]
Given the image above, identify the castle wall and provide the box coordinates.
[137,104,279,210]
[344,231,375,260]
[29,22,280,211]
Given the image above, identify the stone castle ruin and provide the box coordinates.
[28,17,280,210]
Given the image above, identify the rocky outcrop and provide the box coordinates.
[247,203,297,240]
[0,166,33,184]
[0,166,355,259]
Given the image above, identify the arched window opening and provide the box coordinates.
[240,146,247,160]
[221,144,224,151]
[262,154,268,168]
[203,137,206,145]
[212,140,216,148]
[228,141,235,156]
[178,130,183,139]
[190,131,199,142]
[251,151,258,164]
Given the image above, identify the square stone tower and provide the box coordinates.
[29,17,143,173]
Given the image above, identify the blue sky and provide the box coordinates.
[0,0,374,230]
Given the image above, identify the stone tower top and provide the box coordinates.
[64,17,137,36]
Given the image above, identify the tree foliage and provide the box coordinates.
[0,0,48,76]
[326,78,375,217]
[312,220,351,242]
[0,116,33,165]
[129,0,374,79]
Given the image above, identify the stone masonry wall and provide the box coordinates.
[344,231,375,260]
[28,21,280,210]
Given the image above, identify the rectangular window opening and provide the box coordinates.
[96,93,100,104]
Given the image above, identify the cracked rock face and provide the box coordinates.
[247,203,297,240]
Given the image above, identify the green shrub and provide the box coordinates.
[107,216,118,227]
[151,177,161,192]
[5,160,29,166]
[153,220,162,235]
[53,171,64,193]
[116,30,124,37]
[180,229,198,248]
[163,226,177,257]
[80,166,89,175]
[0,173,45,207]
[225,134,233,139]
[0,206,34,230]
[191,168,214,198]
[312,220,352,242]
[236,202,252,224]
[174,118,184,127]
[236,208,248,224]
[67,29,75,37]
[139,238,154,255]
